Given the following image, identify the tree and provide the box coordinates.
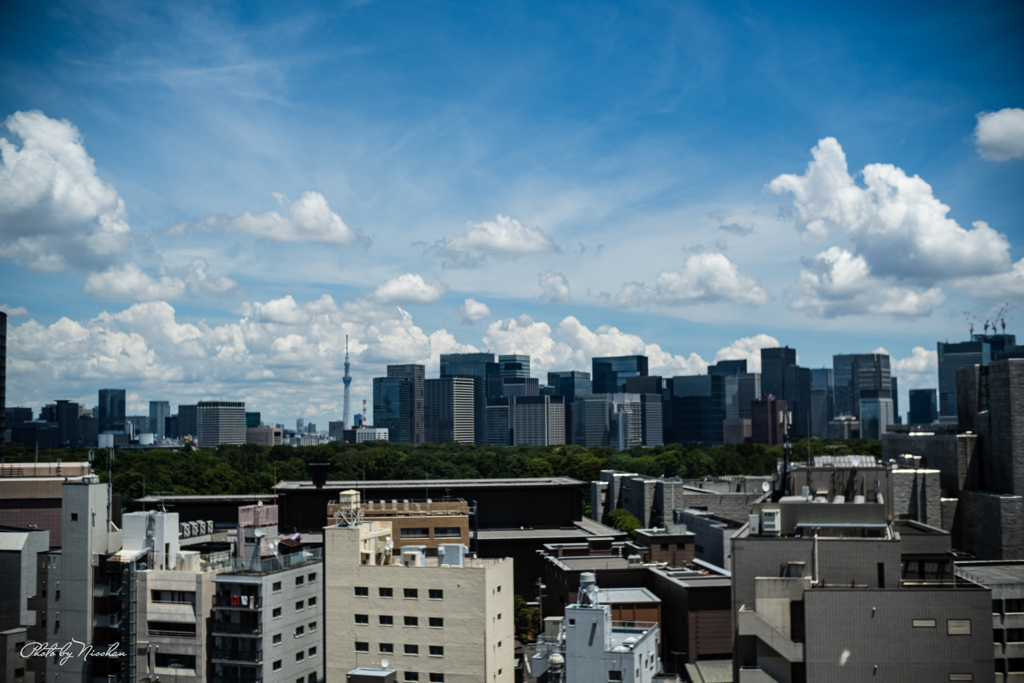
[608,508,643,540]
[514,594,541,642]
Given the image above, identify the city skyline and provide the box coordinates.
[1,2,1023,424]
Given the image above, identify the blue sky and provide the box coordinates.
[1,1,1023,424]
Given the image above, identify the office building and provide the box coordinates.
[149,400,171,437]
[246,411,261,429]
[939,340,992,420]
[737,372,760,420]
[326,496,471,556]
[663,375,725,447]
[387,364,425,445]
[297,417,305,432]
[809,368,834,440]
[178,404,198,441]
[708,359,747,376]
[592,355,648,394]
[575,393,660,449]
[547,371,592,402]
[750,395,786,446]
[974,332,1017,359]
[908,388,938,425]
[723,418,751,445]
[828,415,859,440]
[956,561,1024,679]
[0,311,5,461]
[4,406,32,427]
[10,421,60,449]
[355,427,390,442]
[374,376,413,443]
[501,376,539,396]
[50,399,81,446]
[440,352,502,397]
[892,376,900,424]
[247,426,284,446]
[498,354,530,379]
[329,421,346,440]
[98,388,126,433]
[324,491,514,683]
[485,395,565,447]
[197,401,246,448]
[761,348,812,438]
[833,352,894,420]
[424,377,476,444]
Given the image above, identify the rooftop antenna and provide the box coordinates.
[343,335,352,429]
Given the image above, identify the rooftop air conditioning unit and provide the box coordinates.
[760,509,781,536]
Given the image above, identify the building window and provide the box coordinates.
[295,625,305,637]
[296,651,304,662]
[380,643,394,654]
[273,634,282,645]
[497,613,502,620]
[380,615,394,626]
[309,621,317,633]
[355,642,369,652]
[401,528,429,538]
[71,513,78,521]
[355,614,369,625]
[429,589,443,600]
[405,616,418,627]
[296,576,304,586]
[497,585,501,592]
[273,581,282,593]
[404,588,418,599]
[608,672,623,682]
[948,676,974,682]
[429,675,444,682]
[380,587,394,598]
[309,675,317,683]
[308,572,317,582]
[273,660,282,672]
[273,607,282,619]
[1008,629,1024,642]
[405,644,419,655]
[660,543,669,550]
[429,646,443,657]
[434,527,460,537]
[912,619,936,628]
[295,600,304,611]
[405,674,420,682]
[308,596,317,607]
[429,618,443,628]
[155,654,197,669]
[308,646,317,658]
[1009,599,1024,613]
[948,620,972,635]
[355,586,369,597]
[498,641,502,648]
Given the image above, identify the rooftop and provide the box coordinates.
[135,494,276,504]
[275,476,585,491]
[955,561,1024,586]
[476,517,624,541]
[597,587,660,604]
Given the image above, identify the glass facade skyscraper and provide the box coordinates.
[908,388,938,425]
[373,376,413,443]
[98,388,126,433]
[592,356,648,394]
[938,341,991,420]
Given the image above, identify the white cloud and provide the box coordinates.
[83,258,240,301]
[0,304,29,317]
[607,253,770,308]
[713,334,781,373]
[0,110,131,270]
[792,247,945,318]
[459,298,490,325]
[444,214,555,257]
[373,274,446,304]
[539,270,571,303]
[769,137,1010,282]
[892,346,937,376]
[953,257,1024,299]
[974,108,1024,161]
[208,191,365,245]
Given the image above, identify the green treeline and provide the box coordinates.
[1,438,881,505]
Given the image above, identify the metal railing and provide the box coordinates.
[147,628,197,638]
[213,595,262,609]
[212,676,262,683]
[211,621,263,636]
[211,649,262,663]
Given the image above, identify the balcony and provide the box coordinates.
[212,676,262,683]
[212,621,263,636]
[212,649,262,663]
[214,595,262,609]
[737,605,804,663]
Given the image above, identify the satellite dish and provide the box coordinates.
[762,481,771,493]
[380,658,389,669]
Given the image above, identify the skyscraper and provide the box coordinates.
[809,368,834,440]
[0,311,6,462]
[547,371,592,402]
[760,347,811,438]
[387,363,425,445]
[891,376,899,424]
[245,411,261,428]
[663,375,725,447]
[197,401,246,448]
[938,340,991,420]
[177,404,198,440]
[485,395,565,446]
[97,388,126,433]
[502,377,540,396]
[149,400,170,437]
[832,353,892,420]
[908,388,938,425]
[859,391,894,439]
[751,395,786,447]
[592,355,648,394]
[373,376,412,443]
[498,354,531,379]
[424,377,476,444]
[440,352,503,397]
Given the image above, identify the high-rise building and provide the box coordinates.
[297,417,305,432]
[53,399,81,446]
[833,352,891,424]
[737,372,761,420]
[440,352,503,397]
[574,393,660,449]
[0,311,5,461]
[424,377,476,444]
[373,376,413,443]
[97,388,126,433]
[858,391,894,439]
[486,395,566,446]
[501,377,539,396]
[574,394,613,447]
[498,354,531,378]
[760,348,812,438]
[908,388,938,425]
[708,359,748,377]
[891,376,900,424]
[177,404,198,440]
[592,355,648,394]
[387,363,425,445]
[938,340,991,420]
[663,375,725,447]
[809,368,834,440]
[547,370,592,402]
[197,401,246,448]
[245,411,261,428]
[751,395,786,446]
[149,400,171,437]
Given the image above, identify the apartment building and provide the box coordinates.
[325,491,514,683]
[326,498,470,556]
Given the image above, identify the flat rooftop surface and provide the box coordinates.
[477,518,623,541]
[956,561,1024,586]
[598,587,660,604]
[135,494,275,504]
[560,556,631,570]
[275,477,584,490]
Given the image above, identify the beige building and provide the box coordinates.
[246,426,284,446]
[325,492,514,683]
[326,498,470,556]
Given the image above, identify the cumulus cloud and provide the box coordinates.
[713,334,781,373]
[373,274,446,304]
[953,257,1024,299]
[974,108,1024,161]
[459,298,490,325]
[83,258,241,301]
[196,191,366,245]
[539,270,571,303]
[0,304,29,317]
[442,214,555,262]
[606,253,770,309]
[0,110,132,270]
[769,137,1010,281]
[792,247,945,318]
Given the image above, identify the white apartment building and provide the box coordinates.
[325,491,514,683]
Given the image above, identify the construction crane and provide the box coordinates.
[342,335,352,429]
[965,304,1012,338]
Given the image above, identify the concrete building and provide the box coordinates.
[909,388,939,425]
[677,510,743,571]
[424,377,476,444]
[500,376,539,396]
[593,355,649,394]
[0,311,5,461]
[751,395,786,446]
[955,561,1024,681]
[0,524,50,670]
[247,426,284,446]
[324,491,515,683]
[327,498,471,557]
[150,400,171,438]
[374,376,413,443]
[355,427,390,442]
[198,401,247,448]
[387,364,426,445]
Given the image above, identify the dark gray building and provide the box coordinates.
[547,370,592,402]
[809,368,834,440]
[373,376,412,443]
[663,374,725,447]
[177,404,198,440]
[53,399,81,446]
[761,347,812,438]
[501,376,539,396]
[939,340,991,420]
[892,376,900,424]
[97,388,126,433]
[387,363,425,445]
[908,388,938,425]
[149,400,170,437]
[592,355,648,394]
